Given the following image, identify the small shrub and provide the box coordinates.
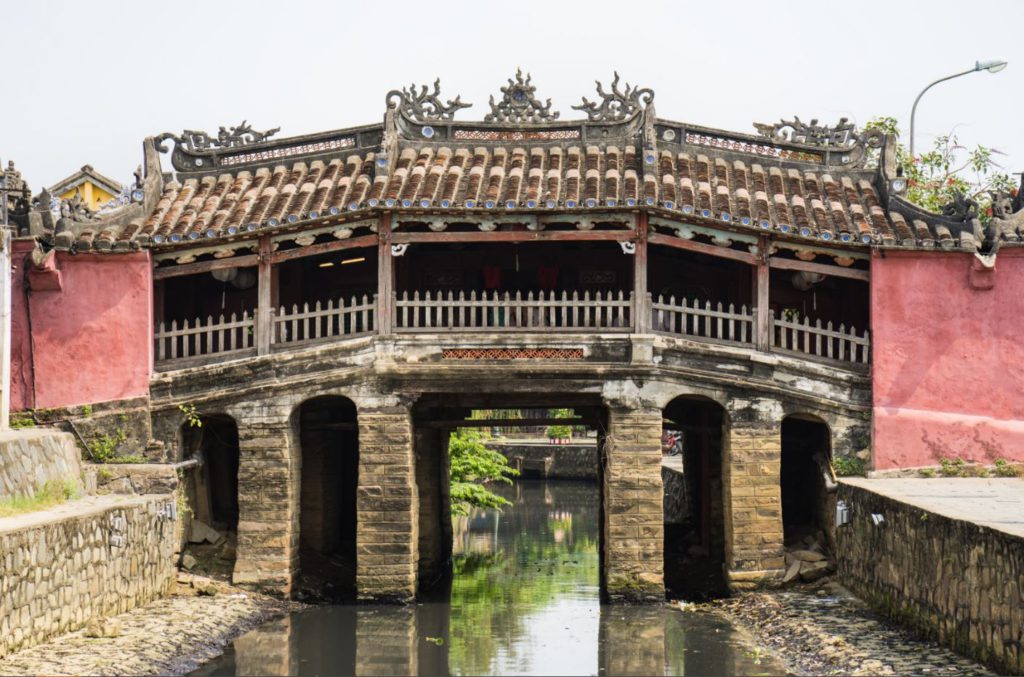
[88,428,143,464]
[81,404,93,417]
[96,466,114,482]
[993,459,1022,478]
[918,467,937,478]
[960,464,989,478]
[939,457,966,477]
[833,455,866,477]
[10,415,35,429]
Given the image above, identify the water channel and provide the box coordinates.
[191,480,785,676]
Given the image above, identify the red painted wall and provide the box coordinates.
[11,241,152,410]
[871,249,1024,468]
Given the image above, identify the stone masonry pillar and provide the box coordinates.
[232,402,299,596]
[722,416,785,591]
[356,399,418,602]
[603,406,664,602]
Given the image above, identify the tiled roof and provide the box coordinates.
[135,144,892,248]
[29,74,997,254]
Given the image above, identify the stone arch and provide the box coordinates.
[780,413,834,553]
[180,412,240,569]
[661,394,730,598]
[291,394,360,600]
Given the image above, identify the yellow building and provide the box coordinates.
[48,165,123,212]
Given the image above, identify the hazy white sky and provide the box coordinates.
[4,0,1022,190]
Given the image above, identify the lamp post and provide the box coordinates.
[909,60,1008,159]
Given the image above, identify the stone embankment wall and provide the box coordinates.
[490,441,599,480]
[836,482,1023,675]
[0,430,81,498]
[0,494,176,658]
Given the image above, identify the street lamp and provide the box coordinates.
[909,60,1008,158]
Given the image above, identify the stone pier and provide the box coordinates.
[356,402,418,602]
[722,416,785,590]
[232,403,299,596]
[603,406,664,602]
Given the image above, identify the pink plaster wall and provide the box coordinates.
[871,249,1024,468]
[10,242,152,410]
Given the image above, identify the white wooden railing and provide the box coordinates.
[394,290,633,332]
[650,295,754,346]
[273,295,376,346]
[771,312,870,364]
[153,292,870,370]
[154,311,256,364]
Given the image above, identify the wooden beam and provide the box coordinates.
[377,213,394,334]
[256,236,273,356]
[768,255,869,282]
[647,231,759,266]
[754,235,771,351]
[267,234,378,265]
[633,212,649,333]
[390,229,635,244]
[153,254,259,280]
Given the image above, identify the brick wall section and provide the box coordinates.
[357,406,418,602]
[837,483,1023,674]
[0,495,175,658]
[604,407,664,602]
[723,423,785,589]
[233,406,298,596]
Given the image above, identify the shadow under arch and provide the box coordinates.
[781,413,834,552]
[292,394,359,601]
[662,394,730,599]
[181,413,240,572]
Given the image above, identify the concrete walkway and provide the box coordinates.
[840,477,1024,538]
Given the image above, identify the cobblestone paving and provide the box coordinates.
[0,575,298,676]
[705,581,996,676]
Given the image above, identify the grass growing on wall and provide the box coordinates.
[0,478,81,518]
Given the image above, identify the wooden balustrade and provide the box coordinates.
[650,295,754,346]
[771,311,871,364]
[273,295,376,346]
[154,311,256,365]
[153,291,871,370]
[393,290,633,333]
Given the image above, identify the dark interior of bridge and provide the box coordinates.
[181,414,241,574]
[780,416,833,550]
[661,396,728,599]
[297,396,359,601]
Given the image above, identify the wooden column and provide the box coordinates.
[377,213,394,335]
[754,235,771,351]
[633,212,649,333]
[257,235,273,355]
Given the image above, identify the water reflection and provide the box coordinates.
[192,480,784,676]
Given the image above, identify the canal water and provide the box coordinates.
[191,480,784,676]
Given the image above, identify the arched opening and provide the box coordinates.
[662,396,728,599]
[296,395,359,600]
[781,415,834,564]
[181,414,240,575]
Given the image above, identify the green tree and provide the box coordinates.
[449,428,519,515]
[545,408,574,440]
[864,116,1015,219]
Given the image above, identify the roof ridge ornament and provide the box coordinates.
[155,121,281,153]
[754,116,858,147]
[485,70,560,123]
[386,79,471,122]
[572,72,654,122]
